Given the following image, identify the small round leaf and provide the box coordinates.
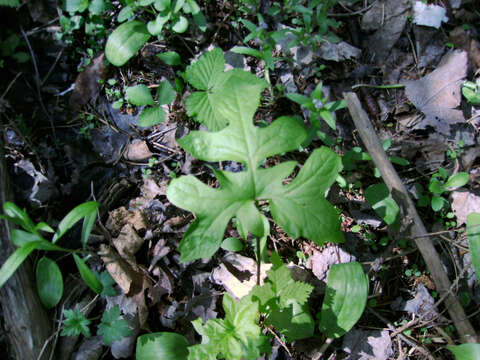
[172,16,189,33]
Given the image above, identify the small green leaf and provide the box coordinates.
[2,201,35,232]
[157,80,176,105]
[36,257,63,309]
[286,93,312,107]
[65,0,88,13]
[173,0,185,13]
[136,333,189,360]
[172,16,188,33]
[73,254,103,294]
[147,14,169,35]
[220,237,244,252]
[138,0,155,5]
[117,6,134,22]
[429,179,445,195]
[365,183,400,230]
[157,51,182,66]
[98,305,132,345]
[138,105,166,127]
[154,0,170,11]
[230,46,264,60]
[444,172,469,190]
[447,343,480,360]
[0,0,20,7]
[88,0,108,15]
[0,241,42,289]
[318,262,369,338]
[105,21,151,66]
[62,308,91,337]
[467,213,480,283]
[98,270,117,297]
[431,196,446,212]
[53,201,99,243]
[126,84,155,106]
[193,11,206,32]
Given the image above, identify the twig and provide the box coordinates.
[20,26,56,141]
[367,307,436,360]
[1,72,22,100]
[311,337,334,360]
[344,92,478,343]
[266,326,292,357]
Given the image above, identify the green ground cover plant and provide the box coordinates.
[167,48,344,262]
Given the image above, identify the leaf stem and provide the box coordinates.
[256,236,261,286]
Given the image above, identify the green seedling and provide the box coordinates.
[426,167,469,212]
[62,305,132,345]
[125,80,176,127]
[167,48,344,262]
[0,201,103,308]
[105,0,206,66]
[286,81,346,146]
[136,256,368,360]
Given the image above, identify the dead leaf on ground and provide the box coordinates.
[306,245,356,283]
[403,284,438,320]
[402,50,468,134]
[71,336,104,360]
[70,54,108,109]
[123,140,154,161]
[449,26,480,69]
[211,253,271,299]
[342,329,393,360]
[113,224,145,262]
[451,190,480,225]
[141,177,167,199]
[106,206,149,235]
[361,0,410,64]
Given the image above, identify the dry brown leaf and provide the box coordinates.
[123,140,154,161]
[451,190,480,225]
[113,224,145,262]
[70,54,108,109]
[402,50,468,134]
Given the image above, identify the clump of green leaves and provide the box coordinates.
[124,80,176,127]
[105,0,206,66]
[0,201,103,307]
[167,48,344,262]
[62,305,132,345]
[0,31,30,68]
[135,256,368,360]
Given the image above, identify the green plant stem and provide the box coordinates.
[351,83,405,90]
[264,68,273,99]
[256,236,261,286]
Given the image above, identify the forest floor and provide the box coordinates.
[1,0,480,359]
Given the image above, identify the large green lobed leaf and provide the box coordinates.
[318,262,369,338]
[167,50,344,262]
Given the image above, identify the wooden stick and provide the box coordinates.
[343,92,478,343]
[0,130,53,358]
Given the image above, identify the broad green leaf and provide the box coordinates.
[318,262,369,338]
[444,172,469,190]
[36,257,63,309]
[105,21,151,66]
[53,201,99,243]
[73,254,103,294]
[0,241,42,289]
[172,15,188,33]
[138,0,155,5]
[365,183,400,230]
[136,333,189,360]
[97,305,132,345]
[185,0,200,14]
[88,0,108,15]
[138,105,166,127]
[126,84,155,106]
[267,300,314,341]
[429,179,445,194]
[185,47,225,90]
[157,51,182,66]
[189,293,270,360]
[62,308,91,337]
[467,213,480,283]
[447,343,480,360]
[193,11,206,32]
[157,80,176,105]
[168,53,343,261]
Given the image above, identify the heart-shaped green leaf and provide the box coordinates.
[138,105,166,127]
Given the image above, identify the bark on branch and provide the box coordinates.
[344,91,478,343]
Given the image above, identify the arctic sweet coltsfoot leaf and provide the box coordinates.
[188,293,270,360]
[185,47,266,131]
[167,51,344,262]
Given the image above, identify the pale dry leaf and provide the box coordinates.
[123,140,153,161]
[113,224,145,262]
[343,329,393,360]
[306,245,355,283]
[451,190,480,225]
[402,50,468,134]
